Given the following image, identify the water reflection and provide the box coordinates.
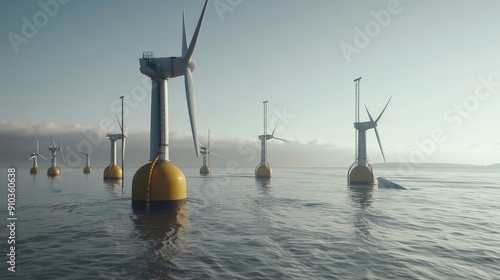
[256,178,271,196]
[349,186,373,209]
[130,206,191,279]
[103,180,123,196]
[48,176,62,193]
[349,186,374,240]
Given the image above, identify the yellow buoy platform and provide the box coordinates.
[255,163,272,179]
[348,165,375,185]
[83,166,92,174]
[200,165,211,175]
[47,166,61,176]
[103,164,122,180]
[132,160,187,210]
[30,166,40,174]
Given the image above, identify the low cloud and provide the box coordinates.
[0,121,352,169]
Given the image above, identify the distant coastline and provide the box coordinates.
[371,162,500,169]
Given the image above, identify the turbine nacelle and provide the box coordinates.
[139,56,197,80]
[258,134,274,141]
[106,133,126,142]
[200,146,207,155]
[354,121,377,132]
[29,149,46,161]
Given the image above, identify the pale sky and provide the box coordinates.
[1,0,500,169]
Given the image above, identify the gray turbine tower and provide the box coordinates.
[132,0,209,210]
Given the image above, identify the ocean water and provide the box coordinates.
[1,166,499,279]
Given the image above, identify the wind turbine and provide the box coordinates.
[104,112,127,180]
[255,101,290,179]
[132,0,208,210]
[79,150,93,174]
[200,129,220,175]
[29,140,47,174]
[348,78,391,185]
[47,135,65,176]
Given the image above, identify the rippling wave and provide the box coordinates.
[0,167,499,279]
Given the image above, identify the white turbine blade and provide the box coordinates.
[182,11,188,57]
[29,156,35,161]
[39,154,47,160]
[207,129,211,148]
[184,67,200,157]
[273,137,291,143]
[51,134,56,147]
[375,96,392,123]
[58,136,63,150]
[211,152,222,157]
[184,0,208,63]
[122,138,126,162]
[271,123,278,135]
[36,140,40,153]
[374,127,386,163]
[365,105,375,123]
[60,149,66,164]
[114,111,123,131]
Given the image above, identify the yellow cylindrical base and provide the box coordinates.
[132,161,187,210]
[255,163,272,179]
[47,166,60,176]
[349,165,375,185]
[200,165,211,175]
[83,166,92,174]
[104,164,122,180]
[30,166,40,174]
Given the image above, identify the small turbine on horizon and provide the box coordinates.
[47,135,66,176]
[29,140,47,174]
[104,112,128,180]
[199,129,220,175]
[255,101,290,179]
[132,0,209,210]
[79,149,93,174]
[348,77,391,185]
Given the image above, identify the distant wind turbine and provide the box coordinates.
[29,140,47,174]
[103,110,127,180]
[348,77,391,185]
[79,149,93,174]
[47,135,65,176]
[255,101,290,179]
[200,129,220,175]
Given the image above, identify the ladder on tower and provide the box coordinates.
[159,80,166,159]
